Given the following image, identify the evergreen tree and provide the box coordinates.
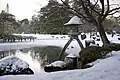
[0,10,19,35]
[31,0,71,34]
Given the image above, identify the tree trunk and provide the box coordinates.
[97,23,110,44]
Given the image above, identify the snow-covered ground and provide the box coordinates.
[0,33,119,56]
[0,33,120,79]
[1,51,120,80]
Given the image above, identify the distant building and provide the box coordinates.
[5,3,9,13]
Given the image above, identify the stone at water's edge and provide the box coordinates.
[0,56,34,76]
[44,66,67,72]
[44,61,67,72]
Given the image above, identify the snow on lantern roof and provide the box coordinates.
[64,16,83,26]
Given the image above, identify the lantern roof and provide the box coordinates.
[64,16,83,26]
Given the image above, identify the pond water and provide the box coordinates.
[0,46,66,74]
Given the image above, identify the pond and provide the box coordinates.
[0,46,66,74]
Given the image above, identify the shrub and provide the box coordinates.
[103,43,120,51]
[79,43,120,68]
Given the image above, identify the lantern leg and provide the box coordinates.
[75,36,84,69]
[57,38,73,60]
[76,36,84,49]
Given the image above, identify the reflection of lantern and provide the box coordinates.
[64,16,83,36]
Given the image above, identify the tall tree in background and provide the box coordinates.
[16,19,33,33]
[31,0,71,34]
[31,14,47,34]
[61,0,120,45]
[0,10,19,35]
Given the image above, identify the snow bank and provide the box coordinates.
[1,51,120,80]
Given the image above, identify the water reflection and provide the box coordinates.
[0,50,16,59]
[0,46,65,74]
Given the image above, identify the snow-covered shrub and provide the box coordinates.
[96,38,100,41]
[103,43,120,51]
[79,44,120,69]
[79,46,107,68]
[92,36,96,40]
[85,40,95,47]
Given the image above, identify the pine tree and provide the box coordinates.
[31,0,71,34]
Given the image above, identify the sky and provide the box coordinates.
[0,0,48,20]
[0,0,120,20]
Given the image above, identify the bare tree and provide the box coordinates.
[61,0,120,45]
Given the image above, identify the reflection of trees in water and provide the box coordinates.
[0,50,16,59]
[0,46,67,67]
[28,46,66,66]
[30,51,41,61]
[30,46,62,61]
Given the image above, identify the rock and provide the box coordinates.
[44,66,67,72]
[64,56,77,69]
[44,61,66,72]
[0,56,34,76]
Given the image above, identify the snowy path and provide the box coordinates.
[1,51,120,80]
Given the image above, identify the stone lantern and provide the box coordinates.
[64,16,83,36]
[58,16,84,69]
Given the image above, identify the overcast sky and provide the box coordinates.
[0,0,48,20]
[0,0,120,20]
